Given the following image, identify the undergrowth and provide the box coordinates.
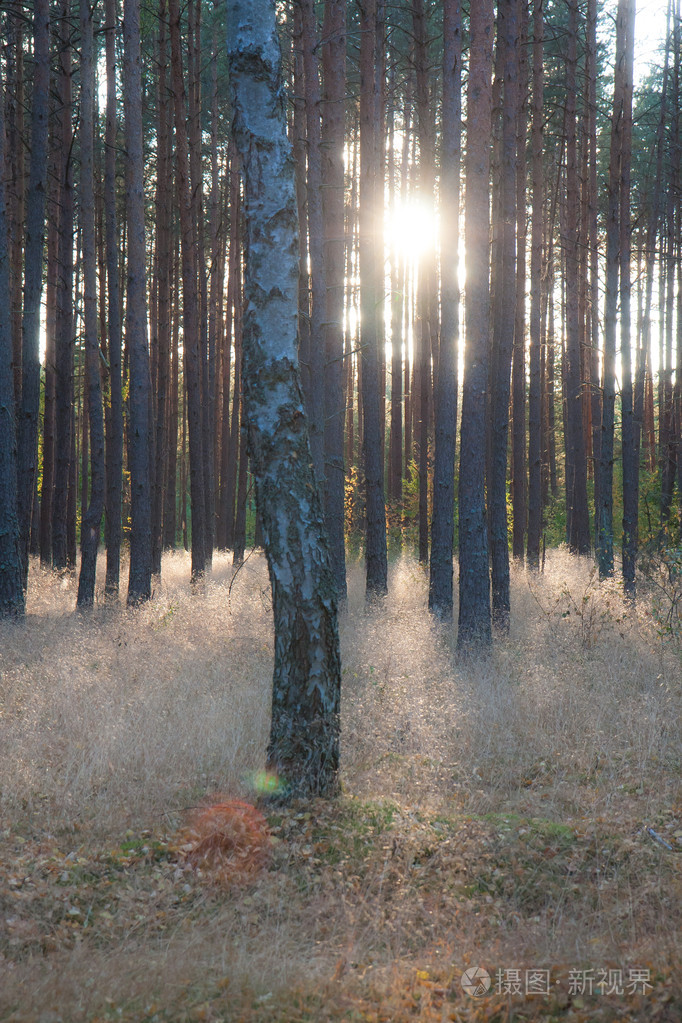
[0,549,680,1021]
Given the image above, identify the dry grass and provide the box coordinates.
[1,548,681,1021]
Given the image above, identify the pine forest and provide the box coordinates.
[1,1,682,1019]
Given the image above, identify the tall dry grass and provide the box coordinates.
[0,548,680,1019]
[1,545,680,842]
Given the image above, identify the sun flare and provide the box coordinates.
[388,199,437,260]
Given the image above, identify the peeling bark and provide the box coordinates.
[227,0,341,798]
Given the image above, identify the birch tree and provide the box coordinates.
[226,0,341,798]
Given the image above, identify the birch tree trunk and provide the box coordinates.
[226,0,341,797]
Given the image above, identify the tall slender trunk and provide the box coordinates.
[586,0,601,541]
[77,0,106,607]
[359,0,388,597]
[52,7,74,572]
[104,0,123,598]
[489,0,519,631]
[413,0,433,566]
[40,150,58,567]
[429,0,461,617]
[124,0,152,603]
[300,0,326,487]
[163,238,180,548]
[16,0,50,589]
[511,0,528,562]
[458,0,493,650]
[151,0,172,577]
[218,150,239,548]
[527,0,544,566]
[188,0,214,569]
[564,0,591,555]
[322,0,348,603]
[620,0,637,595]
[169,0,206,582]
[597,0,626,577]
[0,65,25,617]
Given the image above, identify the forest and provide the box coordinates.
[1,0,681,1020]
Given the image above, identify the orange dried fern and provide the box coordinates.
[181,798,271,885]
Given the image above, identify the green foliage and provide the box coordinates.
[640,542,682,646]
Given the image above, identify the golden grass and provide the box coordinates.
[0,548,680,1021]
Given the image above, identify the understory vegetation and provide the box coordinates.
[1,551,681,1021]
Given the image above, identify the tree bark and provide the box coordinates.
[458,0,493,650]
[597,0,626,577]
[358,0,388,597]
[563,0,591,555]
[300,0,326,487]
[489,0,519,631]
[151,0,172,577]
[527,0,544,567]
[226,0,341,798]
[511,0,528,562]
[170,0,207,582]
[103,0,123,598]
[124,0,152,603]
[429,0,461,617]
[620,0,637,595]
[52,6,74,573]
[321,0,348,603]
[77,0,106,608]
[0,65,25,617]
[16,0,50,590]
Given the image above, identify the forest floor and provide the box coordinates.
[1,550,681,1022]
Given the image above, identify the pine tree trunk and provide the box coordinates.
[597,0,626,577]
[527,0,543,567]
[429,0,460,617]
[227,0,341,798]
[40,158,58,567]
[77,0,106,608]
[458,0,493,650]
[489,0,519,631]
[169,0,206,582]
[620,0,637,595]
[16,0,49,589]
[564,0,591,555]
[104,0,124,599]
[151,0,172,577]
[52,8,74,573]
[413,0,433,567]
[0,67,25,617]
[124,0,152,603]
[359,0,388,597]
[511,0,528,562]
[300,0,326,487]
[321,0,348,603]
